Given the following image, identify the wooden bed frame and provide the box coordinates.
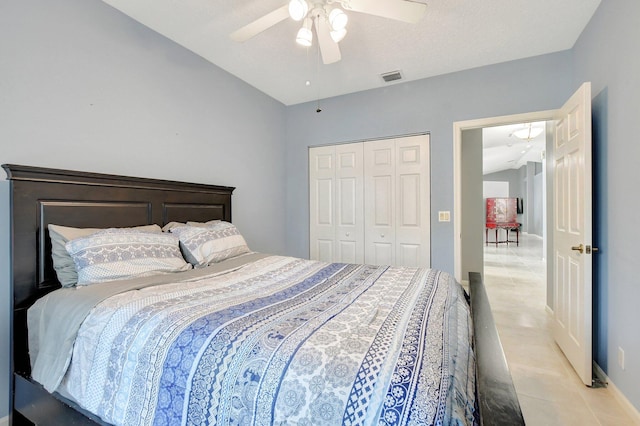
[4,164,524,426]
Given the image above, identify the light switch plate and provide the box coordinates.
[438,211,451,222]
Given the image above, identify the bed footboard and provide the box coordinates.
[14,374,102,425]
[469,271,525,426]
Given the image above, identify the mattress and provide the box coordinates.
[29,254,477,425]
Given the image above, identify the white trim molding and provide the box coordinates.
[452,110,555,282]
[0,415,9,426]
[593,363,640,423]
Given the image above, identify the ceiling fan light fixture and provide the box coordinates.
[330,28,347,43]
[289,0,309,21]
[329,8,348,31]
[296,18,313,46]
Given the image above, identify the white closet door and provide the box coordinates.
[335,143,364,263]
[309,146,335,262]
[395,135,430,267]
[312,136,430,267]
[364,139,396,265]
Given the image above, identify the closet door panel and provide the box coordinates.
[372,242,393,266]
[398,174,420,226]
[374,176,393,226]
[335,143,364,263]
[398,243,420,267]
[309,146,336,261]
[316,239,334,262]
[396,135,431,267]
[316,179,333,225]
[365,140,396,265]
[338,241,358,263]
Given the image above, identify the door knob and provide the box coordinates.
[571,244,584,254]
[345,232,350,237]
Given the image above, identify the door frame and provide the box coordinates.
[453,109,555,284]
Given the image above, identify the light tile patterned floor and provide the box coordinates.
[482,234,639,426]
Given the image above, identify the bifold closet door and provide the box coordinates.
[309,145,335,262]
[364,135,430,267]
[364,139,396,265]
[395,135,430,267]
[309,144,364,263]
[310,136,429,267]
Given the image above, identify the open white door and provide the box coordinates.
[552,82,593,386]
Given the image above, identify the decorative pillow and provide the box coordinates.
[65,229,191,286]
[49,223,162,287]
[171,221,250,267]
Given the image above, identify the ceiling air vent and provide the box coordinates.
[381,70,403,83]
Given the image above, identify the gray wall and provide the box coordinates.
[524,162,543,237]
[460,129,485,281]
[545,121,555,309]
[532,172,543,236]
[0,0,287,418]
[461,129,484,281]
[573,0,640,410]
[483,169,523,198]
[285,52,574,272]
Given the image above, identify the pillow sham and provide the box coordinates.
[49,223,162,287]
[171,221,250,267]
[65,228,191,286]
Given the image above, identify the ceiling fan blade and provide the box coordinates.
[314,15,341,64]
[345,0,427,24]
[230,4,290,42]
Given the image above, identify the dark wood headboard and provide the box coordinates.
[4,164,234,377]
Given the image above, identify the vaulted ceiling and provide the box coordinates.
[101,0,601,105]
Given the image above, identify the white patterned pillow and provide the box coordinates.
[171,222,251,267]
[49,223,163,287]
[65,229,192,285]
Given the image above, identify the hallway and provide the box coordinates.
[482,233,638,425]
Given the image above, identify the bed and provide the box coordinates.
[4,164,524,426]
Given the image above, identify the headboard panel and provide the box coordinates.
[36,200,152,290]
[4,164,234,309]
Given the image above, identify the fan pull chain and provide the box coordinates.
[316,43,322,113]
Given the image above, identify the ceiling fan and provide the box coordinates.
[230,0,427,64]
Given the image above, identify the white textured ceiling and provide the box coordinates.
[483,122,546,175]
[101,0,600,105]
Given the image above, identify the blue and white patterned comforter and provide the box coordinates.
[55,255,476,425]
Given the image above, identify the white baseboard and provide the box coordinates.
[521,232,544,239]
[593,362,640,422]
[0,414,9,426]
